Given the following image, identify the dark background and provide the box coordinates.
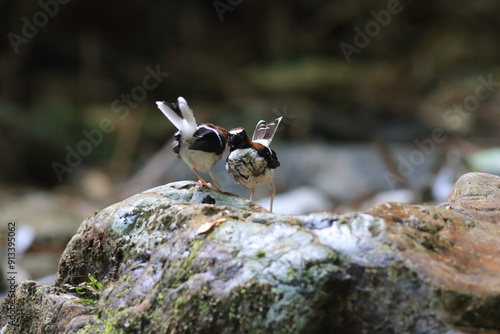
[1,0,500,285]
[1,0,499,189]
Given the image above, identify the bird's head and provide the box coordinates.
[228,127,251,150]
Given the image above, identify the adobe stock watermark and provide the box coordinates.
[51,65,169,182]
[272,105,295,133]
[4,222,18,329]
[384,73,500,189]
[339,0,405,64]
[212,0,242,22]
[7,0,71,54]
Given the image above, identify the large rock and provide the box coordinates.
[1,174,500,333]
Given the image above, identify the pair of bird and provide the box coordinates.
[156,97,281,212]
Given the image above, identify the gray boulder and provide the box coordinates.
[2,174,500,333]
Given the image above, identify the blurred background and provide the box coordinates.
[1,0,500,292]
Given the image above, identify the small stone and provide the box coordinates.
[443,172,500,224]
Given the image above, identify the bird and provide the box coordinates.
[226,117,282,212]
[156,97,228,190]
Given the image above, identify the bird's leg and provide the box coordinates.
[249,188,255,202]
[208,170,222,192]
[192,168,210,187]
[269,183,276,213]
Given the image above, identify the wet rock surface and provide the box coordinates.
[2,173,500,333]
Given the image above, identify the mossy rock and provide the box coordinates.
[2,175,500,333]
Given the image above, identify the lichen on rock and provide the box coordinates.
[2,173,500,333]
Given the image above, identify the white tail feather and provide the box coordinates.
[252,116,282,147]
[156,101,184,130]
[177,97,197,135]
[156,97,197,137]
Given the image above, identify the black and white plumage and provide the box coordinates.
[226,117,282,212]
[156,97,228,189]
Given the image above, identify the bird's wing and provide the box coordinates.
[189,124,227,155]
[253,142,280,169]
[252,116,282,147]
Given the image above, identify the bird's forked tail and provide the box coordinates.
[156,97,197,137]
[252,116,282,147]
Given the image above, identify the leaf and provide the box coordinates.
[196,218,227,234]
[74,299,97,306]
[88,274,104,291]
[75,286,87,295]
[64,274,104,304]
